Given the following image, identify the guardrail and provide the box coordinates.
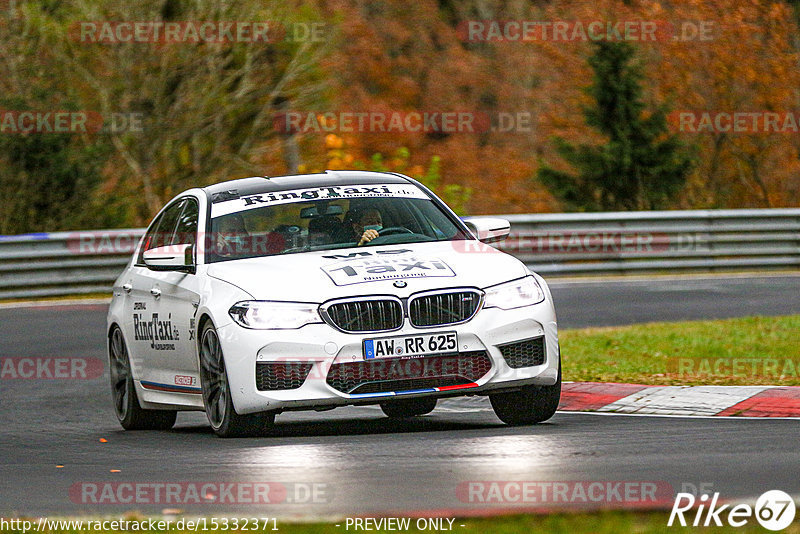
[0,209,798,299]
[497,208,800,276]
[0,229,144,300]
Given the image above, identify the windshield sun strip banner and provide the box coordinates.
[210,184,429,218]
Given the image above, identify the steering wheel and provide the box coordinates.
[377,226,414,236]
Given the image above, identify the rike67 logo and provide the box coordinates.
[669,490,796,531]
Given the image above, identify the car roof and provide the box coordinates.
[202,170,412,202]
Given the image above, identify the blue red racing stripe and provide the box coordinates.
[140,380,202,394]
[348,382,479,399]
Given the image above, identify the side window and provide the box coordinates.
[137,214,163,264]
[172,199,199,247]
[136,200,185,264]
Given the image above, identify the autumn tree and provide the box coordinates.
[537,41,694,211]
[1,0,331,231]
[653,0,800,208]
[3,0,800,235]
[0,11,116,233]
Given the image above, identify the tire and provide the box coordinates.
[199,322,275,438]
[489,353,561,425]
[380,396,437,418]
[108,327,177,430]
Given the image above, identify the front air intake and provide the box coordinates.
[498,337,546,368]
[255,362,314,391]
[326,351,492,394]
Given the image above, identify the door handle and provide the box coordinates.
[122,283,132,294]
[150,287,162,298]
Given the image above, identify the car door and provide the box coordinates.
[125,199,186,390]
[148,197,203,394]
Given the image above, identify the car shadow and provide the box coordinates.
[170,412,503,439]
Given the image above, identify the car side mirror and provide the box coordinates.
[462,217,511,244]
[143,244,194,271]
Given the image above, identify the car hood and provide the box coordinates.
[206,240,528,302]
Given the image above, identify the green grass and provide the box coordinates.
[560,314,800,385]
[4,512,799,534]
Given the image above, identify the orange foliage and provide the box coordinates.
[265,0,800,212]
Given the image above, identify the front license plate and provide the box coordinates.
[363,331,458,360]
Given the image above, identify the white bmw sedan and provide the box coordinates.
[107,171,561,437]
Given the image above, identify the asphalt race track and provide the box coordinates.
[550,273,800,328]
[1,274,799,516]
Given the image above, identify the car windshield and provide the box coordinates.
[206,183,470,263]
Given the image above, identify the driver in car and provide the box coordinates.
[349,207,383,246]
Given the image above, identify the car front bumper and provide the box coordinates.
[217,300,559,415]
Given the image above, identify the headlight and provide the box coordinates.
[483,276,545,310]
[228,301,322,329]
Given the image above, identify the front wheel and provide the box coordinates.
[380,396,437,418]
[108,327,177,430]
[199,322,274,438]
[489,354,561,425]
